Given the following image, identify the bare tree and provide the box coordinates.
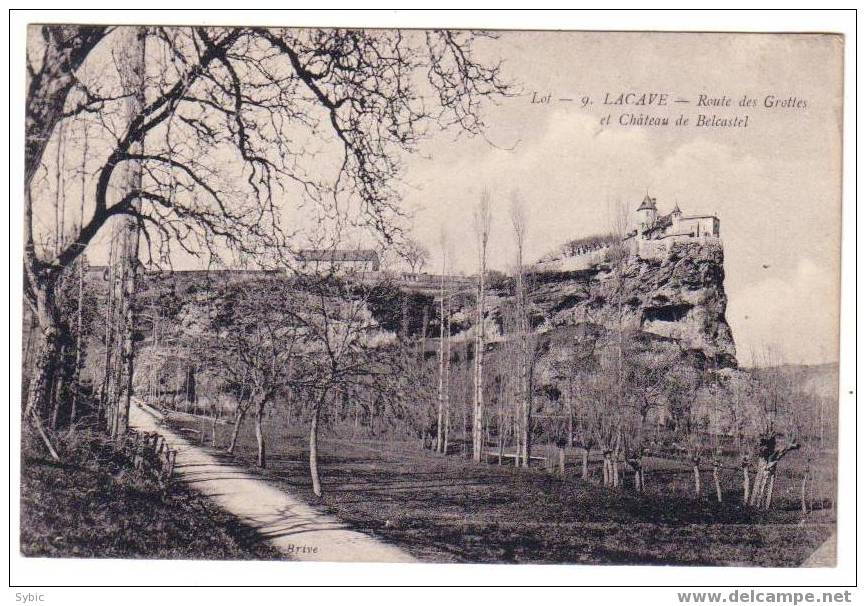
[621,348,680,492]
[435,227,451,453]
[443,291,454,454]
[715,371,757,504]
[404,238,431,274]
[193,277,305,468]
[472,190,493,462]
[746,347,802,510]
[586,352,625,488]
[549,312,602,481]
[510,191,534,467]
[666,366,709,498]
[294,271,395,496]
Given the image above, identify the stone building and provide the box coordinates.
[632,193,720,241]
[295,248,381,273]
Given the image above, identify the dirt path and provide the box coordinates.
[801,533,836,567]
[129,402,416,563]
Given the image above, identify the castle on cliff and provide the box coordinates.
[536,193,721,273]
[629,193,720,242]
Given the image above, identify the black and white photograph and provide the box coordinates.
[10,9,856,592]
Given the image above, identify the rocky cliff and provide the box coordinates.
[430,239,737,370]
[525,240,737,368]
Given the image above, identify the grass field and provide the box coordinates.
[167,411,835,566]
[20,429,283,560]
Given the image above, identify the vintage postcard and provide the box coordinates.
[17,19,845,579]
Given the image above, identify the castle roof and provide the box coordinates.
[636,193,657,212]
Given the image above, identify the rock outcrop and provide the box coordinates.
[524,240,736,368]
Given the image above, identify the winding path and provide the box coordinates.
[801,533,837,568]
[129,401,416,563]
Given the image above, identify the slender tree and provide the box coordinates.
[510,191,533,467]
[472,190,492,463]
[436,227,450,453]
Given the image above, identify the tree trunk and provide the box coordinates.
[521,394,532,469]
[582,447,589,480]
[483,415,490,463]
[22,313,38,389]
[24,282,63,421]
[517,333,531,468]
[742,465,751,504]
[436,278,446,453]
[764,472,776,510]
[98,250,117,420]
[472,226,487,463]
[558,447,566,477]
[514,413,521,467]
[310,403,322,497]
[353,400,360,439]
[713,461,723,503]
[70,116,89,425]
[111,28,146,441]
[692,463,701,498]
[472,332,484,463]
[255,403,266,468]
[751,460,767,506]
[801,472,809,514]
[567,396,573,448]
[31,409,60,462]
[49,343,67,429]
[228,406,246,454]
[70,286,83,423]
[750,467,761,506]
[24,282,65,463]
[443,397,450,456]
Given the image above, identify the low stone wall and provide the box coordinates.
[535,245,611,273]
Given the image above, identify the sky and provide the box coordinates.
[395,32,843,367]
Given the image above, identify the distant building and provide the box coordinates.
[535,193,722,273]
[632,193,720,241]
[295,248,380,273]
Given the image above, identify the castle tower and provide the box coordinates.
[671,201,682,230]
[636,193,658,235]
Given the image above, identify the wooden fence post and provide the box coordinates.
[132,432,142,469]
[167,450,176,478]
